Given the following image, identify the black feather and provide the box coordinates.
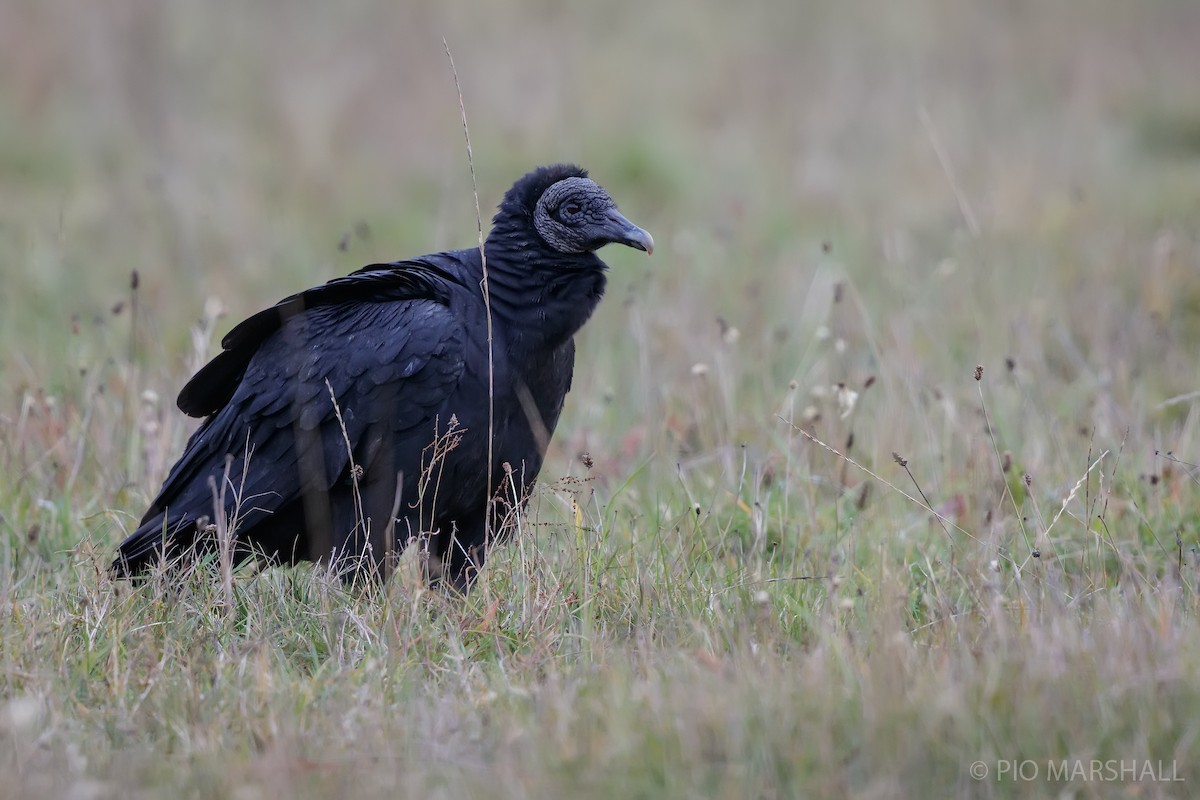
[112,165,649,590]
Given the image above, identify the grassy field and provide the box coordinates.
[3,1,1200,797]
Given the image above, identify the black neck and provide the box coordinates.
[480,225,608,356]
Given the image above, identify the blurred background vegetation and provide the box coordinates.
[2,1,1200,797]
[3,0,1199,507]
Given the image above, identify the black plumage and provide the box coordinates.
[112,164,653,590]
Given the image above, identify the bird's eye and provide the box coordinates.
[564,202,582,216]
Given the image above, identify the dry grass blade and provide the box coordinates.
[918,105,980,237]
[780,415,986,546]
[207,456,235,610]
[976,374,1036,554]
[1042,449,1109,541]
[325,378,370,575]
[443,38,495,538]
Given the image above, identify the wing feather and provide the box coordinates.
[176,259,458,417]
[114,259,470,575]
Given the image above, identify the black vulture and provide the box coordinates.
[112,164,652,590]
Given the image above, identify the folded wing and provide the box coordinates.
[112,260,466,575]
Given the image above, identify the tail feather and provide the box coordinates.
[109,513,201,579]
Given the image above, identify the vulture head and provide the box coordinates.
[494,164,654,257]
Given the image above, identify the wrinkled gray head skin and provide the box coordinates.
[533,177,654,256]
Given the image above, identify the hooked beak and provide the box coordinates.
[603,208,654,255]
